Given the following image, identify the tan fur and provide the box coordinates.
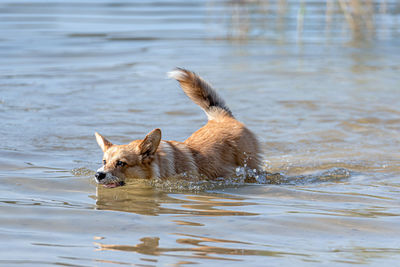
[94,68,261,187]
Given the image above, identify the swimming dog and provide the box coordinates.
[95,68,261,187]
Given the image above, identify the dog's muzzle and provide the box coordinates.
[95,171,106,182]
[94,168,125,188]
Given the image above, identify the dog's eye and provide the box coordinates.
[103,160,106,165]
[116,160,126,167]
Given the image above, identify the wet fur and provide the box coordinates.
[95,68,261,186]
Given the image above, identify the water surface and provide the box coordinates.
[1,1,400,266]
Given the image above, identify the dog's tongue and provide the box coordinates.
[103,183,119,188]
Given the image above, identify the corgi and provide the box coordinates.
[94,68,261,187]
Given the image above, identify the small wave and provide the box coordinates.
[262,167,351,185]
[73,165,351,192]
[71,167,96,177]
[144,167,351,192]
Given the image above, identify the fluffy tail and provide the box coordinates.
[168,68,233,120]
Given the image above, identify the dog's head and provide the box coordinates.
[94,128,161,188]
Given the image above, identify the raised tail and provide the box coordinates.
[168,68,233,120]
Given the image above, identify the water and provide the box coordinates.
[1,0,400,266]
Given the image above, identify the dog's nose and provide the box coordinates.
[95,172,106,181]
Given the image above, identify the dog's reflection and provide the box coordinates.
[94,181,259,217]
[96,237,162,256]
[94,181,182,216]
[94,233,297,260]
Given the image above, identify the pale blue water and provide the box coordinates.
[1,1,400,266]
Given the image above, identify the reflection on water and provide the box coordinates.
[211,0,396,42]
[94,181,259,216]
[95,233,310,262]
[1,0,400,266]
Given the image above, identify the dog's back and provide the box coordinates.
[169,68,261,179]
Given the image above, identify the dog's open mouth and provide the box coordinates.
[103,181,125,188]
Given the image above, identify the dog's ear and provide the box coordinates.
[95,132,113,152]
[138,128,161,164]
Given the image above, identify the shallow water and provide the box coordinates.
[1,0,400,266]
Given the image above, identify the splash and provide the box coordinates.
[144,167,351,192]
[72,165,351,192]
[262,167,351,185]
[71,167,96,177]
